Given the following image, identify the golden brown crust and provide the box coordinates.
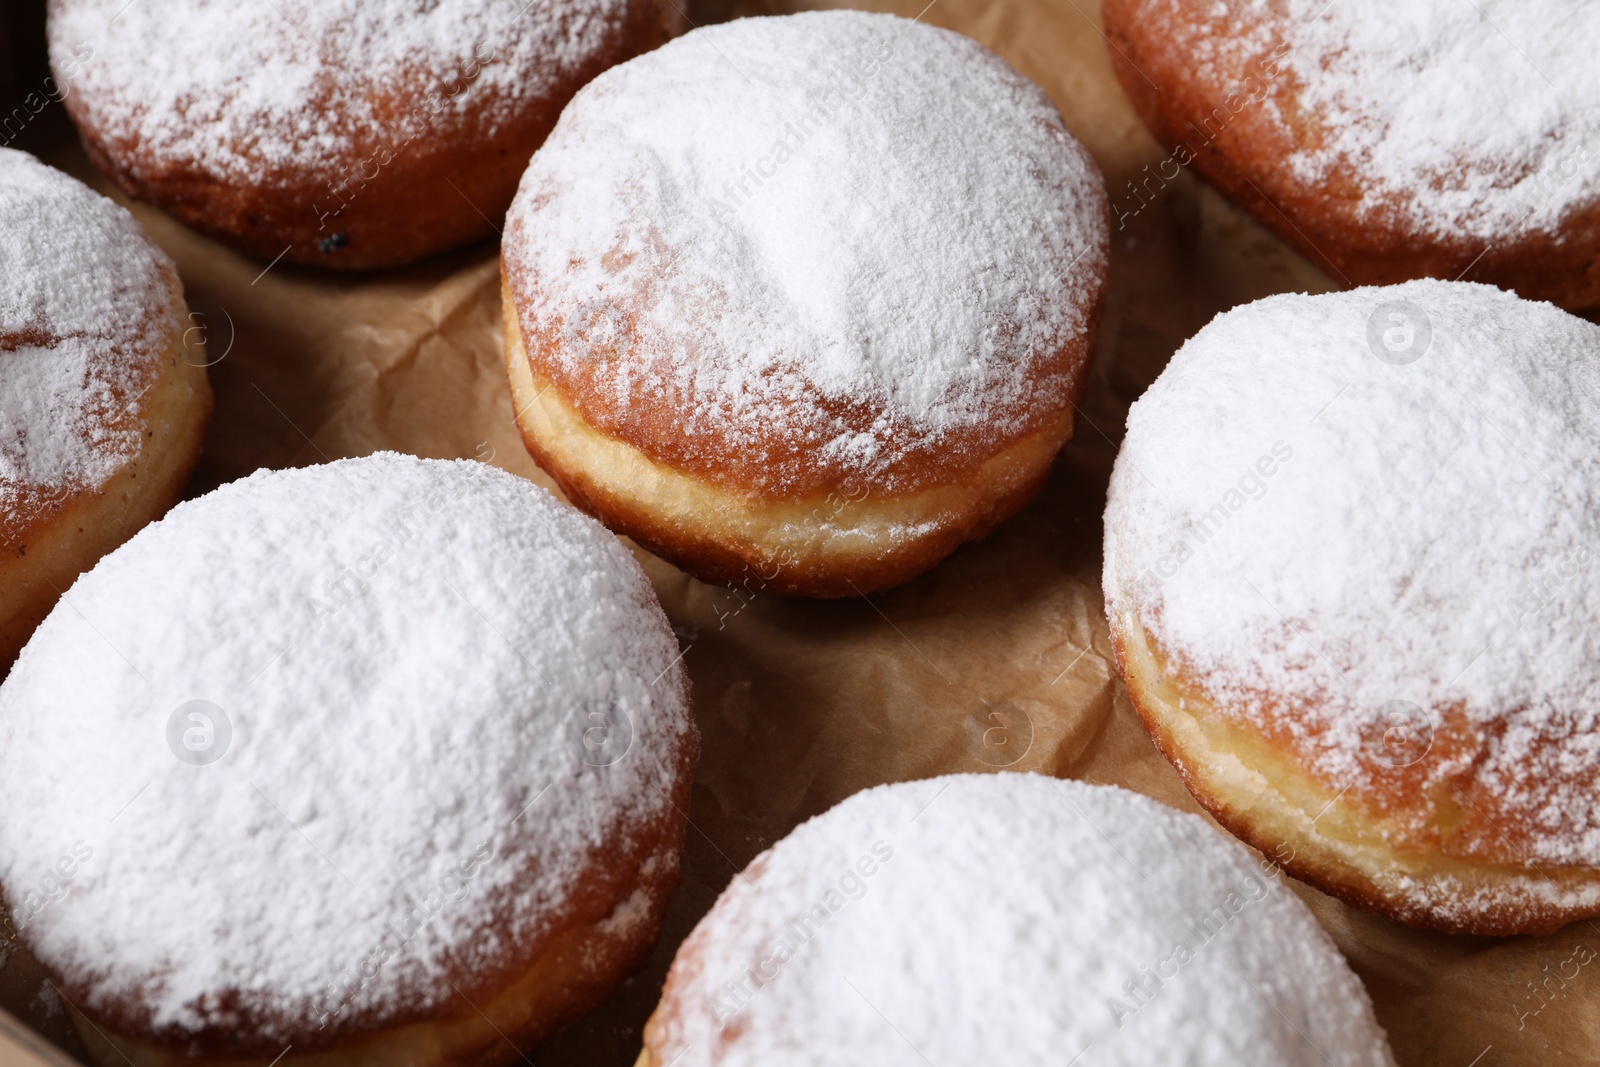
[506,237,1105,503]
[1106,601,1600,936]
[57,2,675,270]
[0,304,210,675]
[1101,0,1600,309]
[502,279,1090,597]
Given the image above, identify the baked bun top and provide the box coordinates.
[0,454,696,1054]
[647,774,1393,1066]
[47,0,653,186]
[1104,280,1600,873]
[0,147,179,545]
[503,11,1109,498]
[1135,0,1598,242]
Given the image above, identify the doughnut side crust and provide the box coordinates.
[49,0,676,269]
[0,309,210,671]
[1100,0,1600,309]
[64,97,551,270]
[1106,600,1600,936]
[504,284,1083,596]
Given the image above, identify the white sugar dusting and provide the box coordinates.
[504,11,1108,493]
[652,774,1393,1066]
[1214,0,1600,239]
[0,148,173,514]
[1105,279,1600,864]
[0,454,696,1042]
[48,0,644,184]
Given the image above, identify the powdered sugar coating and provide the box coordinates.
[1193,0,1600,240]
[0,454,695,1044]
[650,774,1392,1066]
[504,11,1108,495]
[48,0,647,185]
[1104,280,1600,864]
[0,147,176,520]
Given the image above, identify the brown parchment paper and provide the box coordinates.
[2,0,1597,1063]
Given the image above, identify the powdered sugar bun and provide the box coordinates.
[47,0,679,268]
[0,147,209,672]
[1104,279,1600,935]
[1103,0,1600,309]
[0,454,697,1065]
[502,11,1109,597]
[640,774,1394,1066]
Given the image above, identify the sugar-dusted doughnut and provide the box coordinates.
[1102,0,1600,309]
[502,11,1109,597]
[0,454,698,1065]
[640,774,1393,1066]
[0,147,209,673]
[1105,279,1600,935]
[47,0,679,268]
